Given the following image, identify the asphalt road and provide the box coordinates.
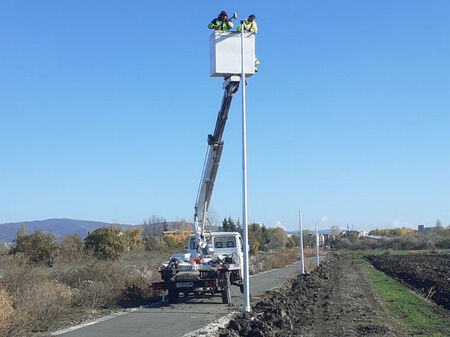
[54,257,319,337]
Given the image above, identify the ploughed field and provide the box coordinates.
[218,254,405,337]
[366,253,450,309]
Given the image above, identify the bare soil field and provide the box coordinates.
[366,253,450,309]
[218,254,405,337]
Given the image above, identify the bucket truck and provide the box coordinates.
[152,30,256,305]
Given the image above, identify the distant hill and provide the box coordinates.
[0,218,132,243]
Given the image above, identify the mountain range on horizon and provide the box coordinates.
[0,218,133,243]
[0,218,335,243]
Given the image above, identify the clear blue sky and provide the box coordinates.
[1,1,449,231]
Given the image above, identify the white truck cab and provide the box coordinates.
[186,232,243,261]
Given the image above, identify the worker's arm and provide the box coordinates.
[208,19,217,30]
[252,22,258,34]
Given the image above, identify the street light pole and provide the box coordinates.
[241,22,251,313]
[315,223,320,267]
[299,210,305,274]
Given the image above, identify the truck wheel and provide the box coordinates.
[221,271,232,304]
[168,289,178,304]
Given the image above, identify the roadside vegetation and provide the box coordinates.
[358,257,449,337]
[331,225,450,251]
[0,217,302,337]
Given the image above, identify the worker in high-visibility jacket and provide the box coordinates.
[237,15,260,72]
[236,14,258,34]
[208,11,234,31]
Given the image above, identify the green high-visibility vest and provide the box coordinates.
[237,20,257,33]
[208,19,232,31]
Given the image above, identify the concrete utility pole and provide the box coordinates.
[299,210,305,274]
[315,223,320,267]
[241,21,251,313]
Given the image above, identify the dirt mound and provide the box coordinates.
[366,253,450,309]
[218,254,401,337]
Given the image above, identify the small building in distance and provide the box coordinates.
[307,233,325,246]
[417,225,433,235]
[163,229,194,240]
[359,230,368,237]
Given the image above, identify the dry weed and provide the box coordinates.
[0,289,14,335]
[249,248,314,275]
[25,280,72,331]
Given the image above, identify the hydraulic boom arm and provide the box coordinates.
[194,76,240,256]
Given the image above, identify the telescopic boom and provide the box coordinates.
[193,76,240,256]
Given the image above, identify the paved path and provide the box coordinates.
[54,257,318,337]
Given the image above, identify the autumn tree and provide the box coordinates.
[125,227,143,250]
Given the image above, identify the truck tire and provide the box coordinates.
[168,289,178,304]
[221,271,231,304]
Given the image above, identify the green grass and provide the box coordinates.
[358,258,450,337]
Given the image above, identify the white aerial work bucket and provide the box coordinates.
[210,31,255,77]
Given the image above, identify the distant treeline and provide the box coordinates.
[333,226,450,251]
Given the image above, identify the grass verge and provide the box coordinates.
[358,258,449,337]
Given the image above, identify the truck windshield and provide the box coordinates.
[189,236,211,249]
[214,236,236,249]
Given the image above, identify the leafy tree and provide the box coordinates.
[248,223,270,251]
[85,227,128,260]
[285,235,297,249]
[267,227,288,250]
[11,226,55,266]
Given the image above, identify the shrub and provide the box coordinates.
[0,265,46,296]
[248,247,310,275]
[249,238,260,254]
[0,289,15,335]
[0,266,70,335]
[56,260,157,309]
[25,281,71,331]
[0,243,9,256]
[435,238,450,249]
[11,227,55,266]
[55,234,85,264]
[85,227,129,260]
